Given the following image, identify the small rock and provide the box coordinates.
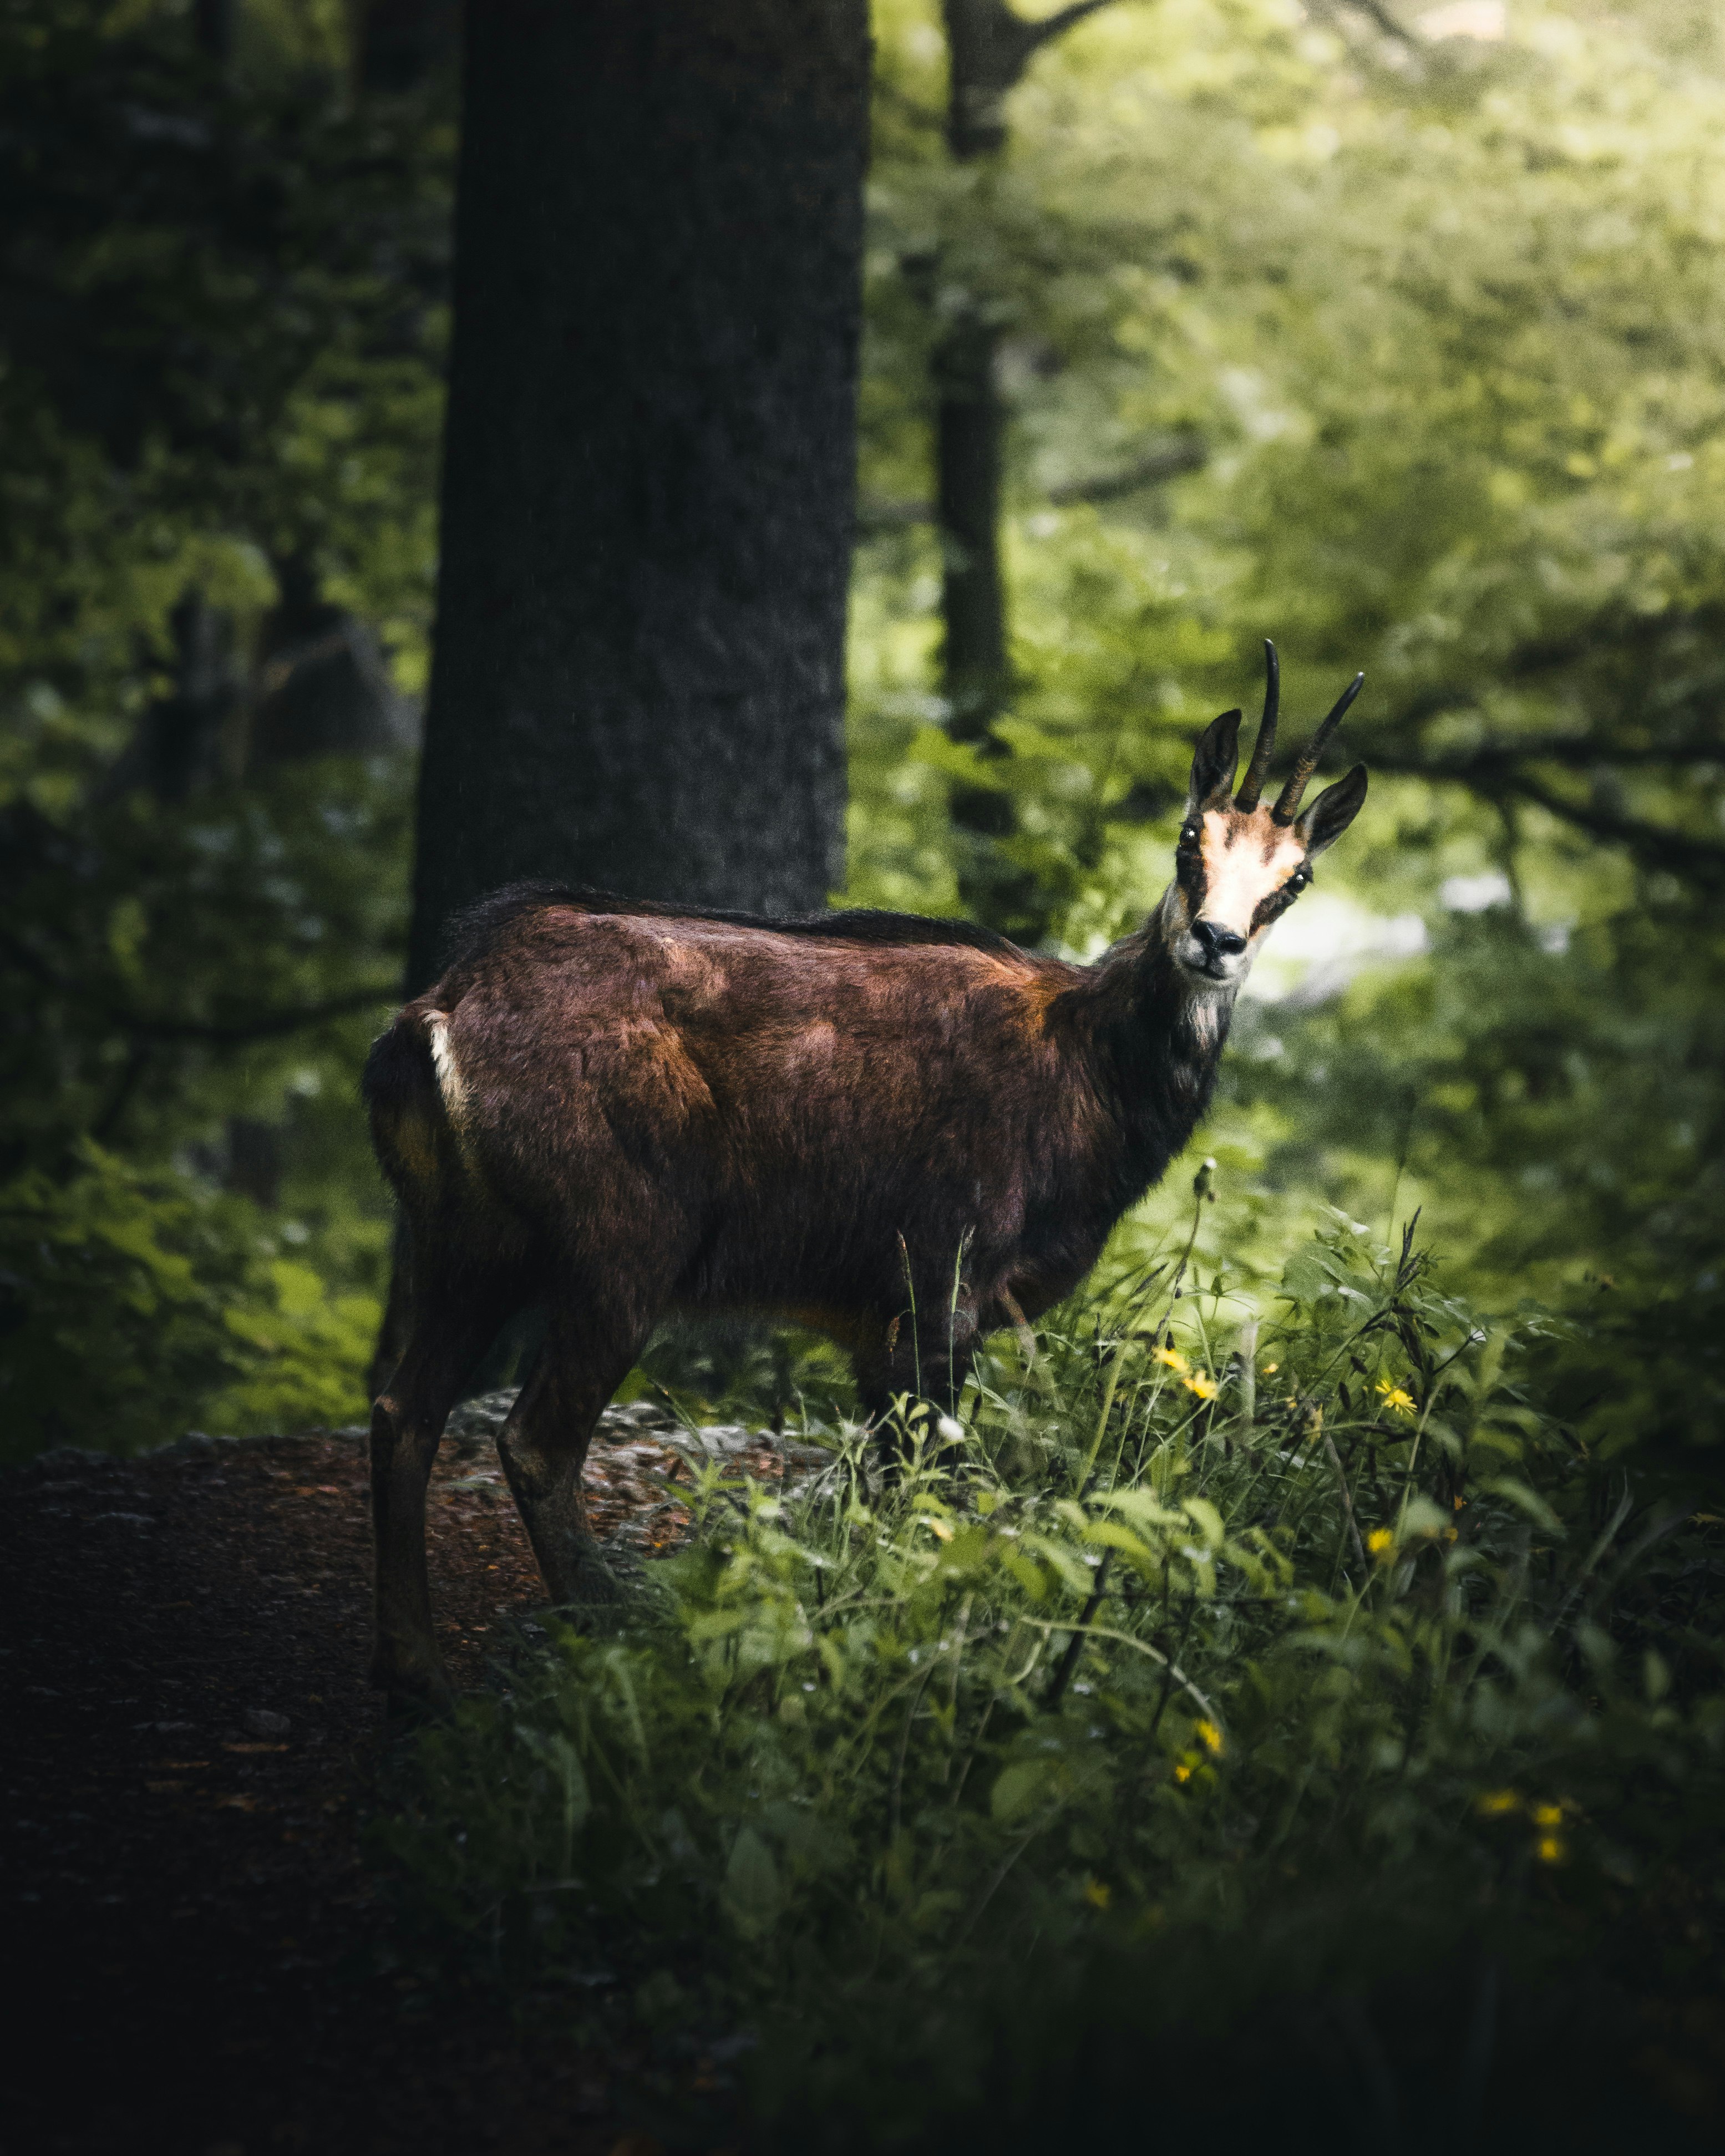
[602,1400,677,1432]
[445,1389,521,1445]
[242,1708,290,1738]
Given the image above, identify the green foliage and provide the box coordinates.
[0,1139,379,1460]
[0,3,438,1454]
[3,0,1722,1509]
[3,6,1719,2127]
[0,750,407,1450]
[381,1217,1725,2137]
[848,0,1725,1388]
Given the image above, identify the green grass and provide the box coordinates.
[379,1204,1725,2149]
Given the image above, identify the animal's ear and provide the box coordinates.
[1295,764,1368,856]
[1188,709,1242,809]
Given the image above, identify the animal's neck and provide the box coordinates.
[1078,887,1239,1197]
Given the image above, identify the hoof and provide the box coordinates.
[540,1533,631,1613]
[383,1684,456,1730]
[371,1652,457,1723]
[537,1555,648,1637]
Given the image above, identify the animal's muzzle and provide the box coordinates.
[1190,919,1247,972]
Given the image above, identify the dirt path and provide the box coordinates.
[2,1404,793,2156]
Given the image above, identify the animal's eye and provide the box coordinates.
[1178,823,1200,849]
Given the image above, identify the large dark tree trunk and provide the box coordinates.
[405,0,871,993]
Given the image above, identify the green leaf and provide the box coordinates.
[723,1827,784,1937]
[1477,1478,1562,1533]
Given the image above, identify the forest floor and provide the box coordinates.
[1,1402,800,2156]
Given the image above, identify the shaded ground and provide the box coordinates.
[11,1407,1721,2156]
[1,1402,803,2156]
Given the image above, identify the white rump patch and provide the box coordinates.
[423,1010,468,1123]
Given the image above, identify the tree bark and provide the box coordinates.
[131,589,239,803]
[358,0,461,94]
[935,2,1126,939]
[247,556,409,769]
[935,308,1008,747]
[407,0,871,993]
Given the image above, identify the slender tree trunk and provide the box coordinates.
[935,302,1048,937]
[937,1,1032,936]
[932,0,1119,941]
[247,555,408,769]
[406,0,871,993]
[358,0,460,94]
[935,309,1008,746]
[136,589,238,802]
[193,0,236,63]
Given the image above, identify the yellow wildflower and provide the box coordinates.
[1376,1378,1417,1418]
[1531,1803,1565,1829]
[1195,1719,1225,1756]
[1173,1761,1193,1784]
[1083,1877,1112,1911]
[1184,1372,1220,1401]
[1367,1527,1395,1560]
[1536,1835,1566,1865]
[1153,1345,1189,1374]
[1262,1362,1279,1375]
[1476,1789,1521,1817]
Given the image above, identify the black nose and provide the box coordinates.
[1192,919,1246,961]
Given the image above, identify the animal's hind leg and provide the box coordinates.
[495,1296,648,1617]
[369,1276,515,1712]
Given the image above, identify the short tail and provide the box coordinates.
[363,1006,459,1200]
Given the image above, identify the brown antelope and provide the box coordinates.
[364,644,1366,1709]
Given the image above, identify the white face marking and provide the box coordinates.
[1168,807,1309,990]
[1198,810,1306,937]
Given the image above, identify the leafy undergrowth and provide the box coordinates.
[0,1142,381,1462]
[380,1206,1725,2151]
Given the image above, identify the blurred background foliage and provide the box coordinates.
[3,0,1724,1463]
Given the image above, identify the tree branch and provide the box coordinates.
[1482,772,1725,891]
[1017,0,1122,63]
[1047,433,1208,504]
[1305,0,1415,45]
[1318,743,1725,890]
[944,0,1127,157]
[1340,0,1413,43]
[125,985,401,1043]
[856,433,1206,532]
[0,927,398,1044]
[1369,729,1725,775]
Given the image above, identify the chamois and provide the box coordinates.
[364,644,1368,1709]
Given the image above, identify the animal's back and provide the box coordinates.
[443,900,1084,1180]
[368,895,1109,1314]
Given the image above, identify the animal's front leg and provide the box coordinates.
[855,1295,982,1470]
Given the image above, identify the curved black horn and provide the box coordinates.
[1273,671,1364,824]
[1234,638,1280,811]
